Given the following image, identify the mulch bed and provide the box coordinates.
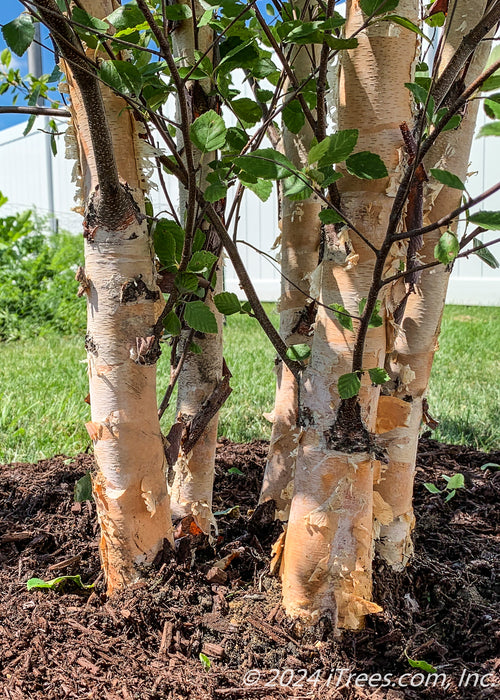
[0,437,499,699]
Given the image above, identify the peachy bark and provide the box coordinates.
[38,0,174,593]
[260,0,322,519]
[167,1,225,531]
[376,0,493,568]
[281,0,420,629]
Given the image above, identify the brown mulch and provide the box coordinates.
[0,437,499,699]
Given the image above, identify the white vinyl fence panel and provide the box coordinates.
[0,114,498,305]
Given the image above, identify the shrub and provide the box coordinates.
[0,194,85,340]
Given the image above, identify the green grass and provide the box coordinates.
[427,306,500,451]
[0,304,498,463]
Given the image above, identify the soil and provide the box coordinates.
[0,437,499,700]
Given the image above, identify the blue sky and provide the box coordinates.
[0,0,54,129]
[0,1,345,131]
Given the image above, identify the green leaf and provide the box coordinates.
[319,209,345,225]
[444,473,465,491]
[239,175,273,202]
[23,115,36,137]
[231,98,262,126]
[213,292,241,316]
[154,221,182,269]
[468,211,500,230]
[283,100,306,134]
[192,228,206,253]
[2,14,35,57]
[227,467,243,476]
[441,114,462,132]
[199,652,211,670]
[434,231,459,264]
[360,0,400,16]
[319,167,343,188]
[282,174,311,201]
[190,110,227,152]
[381,15,429,41]
[338,372,362,399]
[72,7,108,31]
[425,11,445,28]
[477,121,500,137]
[163,310,181,337]
[444,489,456,502]
[184,301,218,333]
[346,151,388,179]
[405,81,429,106]
[484,95,500,120]
[175,272,199,294]
[286,344,311,361]
[368,367,390,385]
[358,298,383,327]
[324,36,358,50]
[481,75,500,93]
[330,303,353,331]
[407,658,437,674]
[430,168,464,190]
[214,505,241,518]
[190,342,202,354]
[204,182,227,203]
[106,3,145,31]
[1,48,11,67]
[187,250,218,274]
[309,130,358,166]
[178,66,208,80]
[164,3,192,20]
[423,483,441,494]
[480,462,500,471]
[472,239,499,269]
[99,60,143,95]
[224,126,249,154]
[234,149,296,181]
[74,472,92,502]
[27,575,94,592]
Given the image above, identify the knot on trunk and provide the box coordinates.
[83,183,143,239]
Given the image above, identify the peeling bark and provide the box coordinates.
[376,0,493,569]
[61,0,173,593]
[168,1,225,528]
[260,0,321,516]
[281,0,420,628]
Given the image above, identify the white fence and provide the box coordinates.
[0,114,498,305]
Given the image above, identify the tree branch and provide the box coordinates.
[203,202,303,378]
[0,105,70,117]
[253,5,317,133]
[29,0,132,227]
[392,181,500,242]
[431,1,500,109]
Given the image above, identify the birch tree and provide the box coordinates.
[3,0,499,632]
[160,0,225,531]
[15,0,175,594]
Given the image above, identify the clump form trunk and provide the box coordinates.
[376,0,493,569]
[168,1,224,528]
[281,0,419,628]
[63,0,173,593]
[260,17,321,518]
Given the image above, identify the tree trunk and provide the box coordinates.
[62,0,173,593]
[281,0,419,629]
[168,1,224,528]
[375,0,493,569]
[260,3,321,518]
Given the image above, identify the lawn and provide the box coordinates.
[0,304,498,463]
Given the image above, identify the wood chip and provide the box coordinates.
[201,642,225,659]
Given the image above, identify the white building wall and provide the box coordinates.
[0,113,497,305]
